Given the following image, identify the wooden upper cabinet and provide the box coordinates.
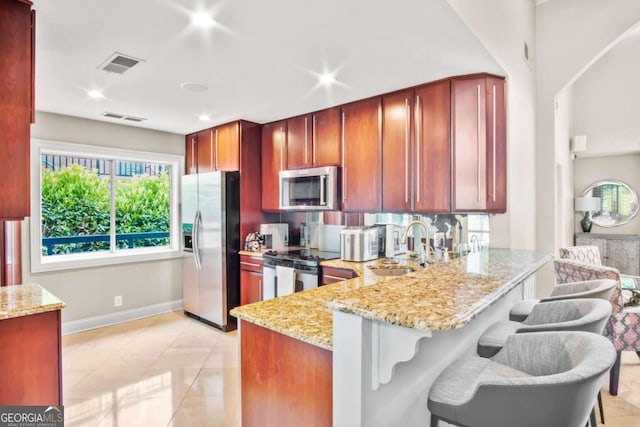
[414,80,451,213]
[262,121,287,211]
[382,89,413,212]
[312,107,341,166]
[341,97,382,212]
[185,133,197,174]
[485,77,506,213]
[0,0,34,220]
[451,76,488,212]
[287,107,341,169]
[196,129,214,173]
[286,114,312,169]
[216,121,240,171]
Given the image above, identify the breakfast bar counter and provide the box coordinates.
[231,248,552,427]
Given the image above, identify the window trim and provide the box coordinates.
[30,139,184,273]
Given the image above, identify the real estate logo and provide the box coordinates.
[0,406,64,427]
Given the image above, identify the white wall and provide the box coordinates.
[574,155,640,235]
[26,112,185,332]
[573,29,640,157]
[554,86,574,249]
[536,0,640,293]
[447,0,537,251]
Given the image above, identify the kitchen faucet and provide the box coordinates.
[401,220,431,266]
[470,235,480,253]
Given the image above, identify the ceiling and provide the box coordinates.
[33,0,503,135]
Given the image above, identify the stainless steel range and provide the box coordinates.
[262,249,340,300]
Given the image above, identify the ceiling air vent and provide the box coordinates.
[101,112,147,122]
[98,52,144,74]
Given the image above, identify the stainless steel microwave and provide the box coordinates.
[279,166,339,211]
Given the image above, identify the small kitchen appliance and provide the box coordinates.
[260,223,289,251]
[340,225,385,262]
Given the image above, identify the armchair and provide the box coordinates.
[554,258,640,395]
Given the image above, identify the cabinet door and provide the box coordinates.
[241,269,263,305]
[451,77,487,212]
[312,107,341,166]
[382,89,413,212]
[262,121,287,211]
[286,114,312,169]
[605,239,640,276]
[0,0,33,220]
[341,97,382,212]
[185,133,198,174]
[216,122,240,171]
[414,80,451,213]
[196,129,214,173]
[485,77,507,213]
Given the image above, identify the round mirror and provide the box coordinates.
[581,180,639,227]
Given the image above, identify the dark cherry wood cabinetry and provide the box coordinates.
[240,255,263,305]
[451,74,505,213]
[287,107,341,169]
[341,97,382,212]
[261,120,287,211]
[381,80,451,213]
[196,128,214,173]
[0,310,62,405]
[215,121,240,171]
[186,122,241,175]
[185,132,197,174]
[321,266,357,285]
[0,0,35,220]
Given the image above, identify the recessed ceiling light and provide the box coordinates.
[88,90,104,99]
[318,72,337,86]
[192,12,216,28]
[180,82,209,92]
[198,114,212,121]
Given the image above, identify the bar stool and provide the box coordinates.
[428,331,616,427]
[509,279,616,322]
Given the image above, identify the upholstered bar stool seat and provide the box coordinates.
[480,298,612,358]
[509,279,616,322]
[428,331,616,427]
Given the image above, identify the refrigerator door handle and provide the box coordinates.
[193,210,202,270]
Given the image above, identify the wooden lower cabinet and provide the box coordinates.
[240,321,332,427]
[321,266,357,285]
[0,310,62,405]
[240,255,263,305]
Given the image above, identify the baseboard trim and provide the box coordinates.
[62,299,184,335]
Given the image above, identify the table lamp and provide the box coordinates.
[575,196,601,233]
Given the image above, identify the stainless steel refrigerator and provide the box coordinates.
[181,171,240,331]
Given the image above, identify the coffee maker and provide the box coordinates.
[259,223,289,251]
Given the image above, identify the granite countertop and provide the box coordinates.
[231,248,552,350]
[0,283,66,320]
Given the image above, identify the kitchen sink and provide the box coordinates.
[368,267,413,277]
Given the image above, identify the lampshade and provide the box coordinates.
[575,196,601,212]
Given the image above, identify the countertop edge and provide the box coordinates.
[0,283,66,321]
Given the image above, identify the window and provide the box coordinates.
[31,139,183,272]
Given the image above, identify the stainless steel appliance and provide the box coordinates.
[279,166,339,211]
[300,222,319,248]
[181,171,240,331]
[259,223,289,251]
[262,249,340,300]
[340,225,385,262]
[383,224,407,257]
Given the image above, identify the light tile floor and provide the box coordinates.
[63,311,640,426]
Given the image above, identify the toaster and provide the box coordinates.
[340,226,385,262]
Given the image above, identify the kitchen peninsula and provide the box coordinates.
[231,248,551,427]
[0,284,66,405]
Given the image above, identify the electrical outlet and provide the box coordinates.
[114,295,123,307]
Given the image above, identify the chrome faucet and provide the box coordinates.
[401,220,430,266]
[470,235,480,253]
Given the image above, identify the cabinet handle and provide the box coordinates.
[240,261,262,268]
[492,84,497,203]
[405,98,410,204]
[416,95,422,203]
[304,116,309,166]
[191,137,196,174]
[476,85,481,203]
[312,115,317,165]
[341,111,347,204]
[215,128,219,170]
[280,127,285,171]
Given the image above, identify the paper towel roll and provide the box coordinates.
[276,265,296,297]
